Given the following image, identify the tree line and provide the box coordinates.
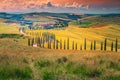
[28,32,118,52]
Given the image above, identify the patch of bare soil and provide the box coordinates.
[90,24,108,28]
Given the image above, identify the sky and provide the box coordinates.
[0,0,120,14]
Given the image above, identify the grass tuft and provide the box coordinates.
[101,75,120,80]
[0,67,32,80]
[57,56,68,64]
[36,60,51,68]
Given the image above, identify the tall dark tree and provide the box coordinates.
[31,38,34,46]
[60,39,62,49]
[104,38,107,51]
[49,40,51,49]
[80,44,82,50]
[72,41,74,50]
[94,40,96,50]
[111,42,113,51]
[75,43,77,50]
[53,35,56,49]
[64,40,66,50]
[40,37,42,47]
[42,37,45,48]
[84,38,86,50]
[90,42,93,51]
[37,37,40,46]
[56,40,58,49]
[28,38,31,46]
[47,39,50,49]
[115,38,118,52]
[101,42,103,51]
[67,38,69,50]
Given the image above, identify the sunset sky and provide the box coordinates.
[0,0,120,14]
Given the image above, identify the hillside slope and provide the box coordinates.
[26,24,120,51]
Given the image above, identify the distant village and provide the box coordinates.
[20,20,68,30]
[0,12,78,30]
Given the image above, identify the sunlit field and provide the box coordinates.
[0,14,120,80]
[0,19,20,34]
[26,24,120,51]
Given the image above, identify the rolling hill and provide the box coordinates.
[0,12,120,80]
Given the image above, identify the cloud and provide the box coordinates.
[27,3,36,9]
[37,2,55,9]
[0,0,119,13]
[64,2,89,10]
[47,2,53,7]
[36,1,89,10]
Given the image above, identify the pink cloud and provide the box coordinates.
[0,0,119,13]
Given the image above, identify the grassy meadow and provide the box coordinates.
[0,14,120,80]
[0,38,120,80]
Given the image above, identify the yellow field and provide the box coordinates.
[0,19,20,34]
[26,24,120,51]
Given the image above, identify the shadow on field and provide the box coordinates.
[0,34,21,38]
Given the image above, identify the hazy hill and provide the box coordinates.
[0,12,120,29]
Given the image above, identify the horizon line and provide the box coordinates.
[0,11,120,15]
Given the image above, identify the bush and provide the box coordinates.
[62,57,68,63]
[57,57,68,64]
[23,58,28,64]
[37,60,51,68]
[43,71,54,80]
[0,67,32,80]
[86,69,102,78]
[57,58,62,64]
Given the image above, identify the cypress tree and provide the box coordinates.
[115,38,118,52]
[46,34,50,42]
[31,38,34,46]
[56,40,58,49]
[111,42,113,51]
[67,38,69,50]
[53,35,55,49]
[47,34,50,43]
[101,42,103,51]
[40,37,42,47]
[75,43,77,50]
[80,44,82,50]
[42,37,45,48]
[72,41,74,50]
[28,38,31,46]
[64,40,66,50]
[104,38,107,51]
[90,42,93,51]
[60,39,62,49]
[47,39,50,49]
[37,37,40,46]
[84,38,86,50]
[49,40,51,49]
[94,40,96,50]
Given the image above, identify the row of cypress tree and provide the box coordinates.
[28,37,118,52]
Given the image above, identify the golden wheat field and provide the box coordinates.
[25,24,120,51]
[0,19,20,34]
